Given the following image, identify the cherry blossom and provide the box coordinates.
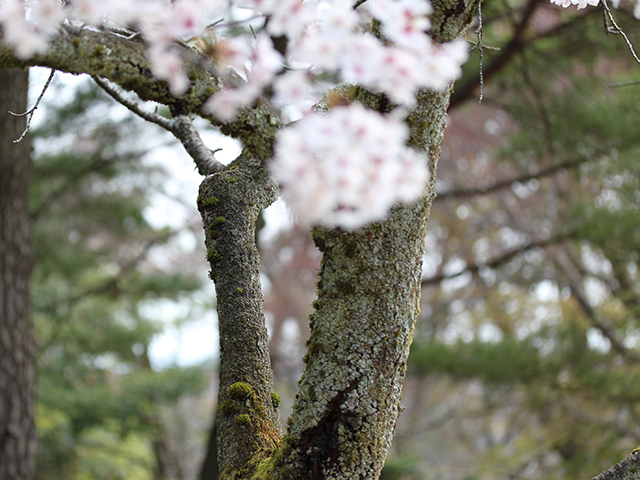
[0,0,470,230]
[549,0,599,8]
[270,104,429,230]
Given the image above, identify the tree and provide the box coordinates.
[0,68,36,480]
[389,1,640,477]
[1,0,638,479]
[0,1,478,477]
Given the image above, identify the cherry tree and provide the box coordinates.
[1,0,637,479]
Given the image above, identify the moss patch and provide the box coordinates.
[227,382,253,400]
[206,248,220,262]
[236,414,251,426]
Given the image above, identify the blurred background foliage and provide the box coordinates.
[28,0,640,478]
[30,79,213,480]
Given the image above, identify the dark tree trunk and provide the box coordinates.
[0,68,36,480]
[199,412,218,480]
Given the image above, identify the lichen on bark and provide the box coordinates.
[0,2,481,477]
[266,90,450,480]
[197,154,281,479]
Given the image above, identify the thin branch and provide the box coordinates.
[168,111,226,176]
[608,79,640,87]
[553,248,640,363]
[94,76,225,176]
[93,75,174,129]
[436,154,594,202]
[9,68,55,143]
[450,0,540,109]
[476,2,484,104]
[519,50,556,157]
[421,236,562,287]
[601,0,640,65]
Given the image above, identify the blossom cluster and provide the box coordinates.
[0,0,467,230]
[549,0,598,9]
[549,0,640,18]
[270,104,429,230]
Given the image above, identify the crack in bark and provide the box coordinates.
[297,377,361,479]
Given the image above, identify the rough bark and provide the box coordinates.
[197,154,281,480]
[0,2,481,479]
[592,453,640,480]
[0,68,36,480]
[251,2,481,478]
[257,91,452,480]
[0,28,280,161]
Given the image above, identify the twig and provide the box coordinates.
[476,2,484,104]
[608,79,640,87]
[93,75,174,129]
[93,75,225,175]
[601,0,640,65]
[436,153,598,202]
[9,68,55,143]
[421,235,566,287]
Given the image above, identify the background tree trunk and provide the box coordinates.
[0,68,36,480]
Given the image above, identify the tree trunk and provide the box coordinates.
[0,68,36,480]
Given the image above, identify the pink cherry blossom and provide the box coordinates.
[270,104,429,230]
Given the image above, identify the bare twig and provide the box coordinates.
[93,75,174,129]
[608,79,640,88]
[601,0,640,65]
[93,75,225,175]
[436,153,597,201]
[476,2,484,104]
[421,235,565,287]
[9,68,55,143]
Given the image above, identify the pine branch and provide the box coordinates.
[553,248,640,363]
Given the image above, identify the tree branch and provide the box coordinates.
[0,27,219,114]
[553,248,640,363]
[450,0,541,109]
[197,153,281,478]
[92,75,174,130]
[169,112,226,176]
[93,75,226,175]
[0,28,281,161]
[450,2,601,109]
[591,453,640,480]
[435,153,595,202]
[421,235,564,287]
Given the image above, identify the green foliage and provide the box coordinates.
[380,455,422,480]
[410,337,550,384]
[30,78,210,478]
[397,3,640,478]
